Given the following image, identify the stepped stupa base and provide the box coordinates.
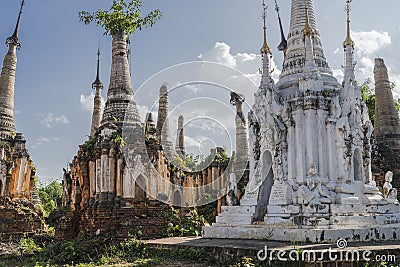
[203,204,400,242]
[203,224,400,243]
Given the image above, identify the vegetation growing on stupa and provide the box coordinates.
[361,78,400,125]
[79,0,162,36]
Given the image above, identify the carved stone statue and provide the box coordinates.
[383,171,398,203]
[62,168,72,207]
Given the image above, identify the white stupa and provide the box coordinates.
[204,0,400,242]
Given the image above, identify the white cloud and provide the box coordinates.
[185,136,201,148]
[137,105,149,122]
[352,30,400,97]
[80,92,105,112]
[235,53,258,63]
[332,68,344,82]
[352,30,391,82]
[38,137,50,143]
[198,42,237,67]
[40,113,69,128]
[353,30,391,55]
[135,41,280,158]
[170,82,202,93]
[199,42,281,86]
[185,84,202,93]
[36,136,61,146]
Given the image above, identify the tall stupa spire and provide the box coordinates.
[260,0,271,55]
[6,0,24,49]
[274,0,288,52]
[0,0,25,139]
[101,32,139,128]
[343,0,354,48]
[342,0,356,91]
[278,0,338,88]
[230,92,249,180]
[90,45,103,137]
[156,84,174,158]
[260,0,273,88]
[175,115,185,158]
[92,44,103,89]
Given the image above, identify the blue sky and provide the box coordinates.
[0,0,400,183]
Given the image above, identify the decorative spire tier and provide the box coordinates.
[0,0,24,140]
[101,32,140,128]
[302,1,318,74]
[277,0,339,90]
[90,46,103,137]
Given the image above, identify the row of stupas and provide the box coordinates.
[1,0,399,242]
[60,0,400,242]
[0,0,44,236]
[57,25,249,239]
[204,0,400,242]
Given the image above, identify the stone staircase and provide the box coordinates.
[213,206,255,226]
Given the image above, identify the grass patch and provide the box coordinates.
[0,233,223,267]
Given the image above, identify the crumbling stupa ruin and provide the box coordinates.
[0,0,44,237]
[57,32,236,240]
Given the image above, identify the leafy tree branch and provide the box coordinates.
[79,0,162,36]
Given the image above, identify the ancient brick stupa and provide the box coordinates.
[0,0,44,236]
[373,58,400,194]
[58,29,233,239]
[204,0,400,242]
[58,31,168,240]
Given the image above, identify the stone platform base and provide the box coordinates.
[203,224,400,242]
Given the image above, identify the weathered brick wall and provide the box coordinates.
[82,200,168,239]
[56,200,169,241]
[0,198,44,238]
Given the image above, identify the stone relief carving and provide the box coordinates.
[297,178,334,205]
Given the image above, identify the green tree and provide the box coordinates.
[361,78,376,124]
[37,180,63,218]
[79,0,162,36]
